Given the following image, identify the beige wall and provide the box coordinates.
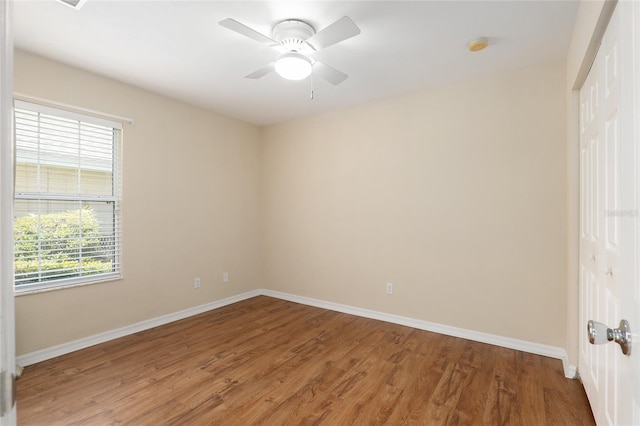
[15,50,571,357]
[14,51,263,355]
[262,61,568,347]
[565,0,612,367]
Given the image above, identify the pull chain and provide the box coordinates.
[310,72,314,100]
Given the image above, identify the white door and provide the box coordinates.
[0,0,16,425]
[579,1,640,425]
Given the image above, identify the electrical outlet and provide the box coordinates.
[195,277,201,289]
[386,282,393,295]
[223,272,229,283]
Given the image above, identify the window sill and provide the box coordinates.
[14,274,123,296]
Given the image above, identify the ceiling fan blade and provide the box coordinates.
[219,18,279,48]
[244,63,275,79]
[313,61,348,85]
[305,16,361,51]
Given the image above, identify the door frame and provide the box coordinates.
[0,0,16,424]
[568,0,617,376]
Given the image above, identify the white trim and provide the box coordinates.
[262,289,578,379]
[14,93,134,125]
[16,289,260,367]
[14,99,123,129]
[565,364,578,379]
[17,288,578,379]
[56,0,88,11]
[14,275,123,297]
[0,0,17,422]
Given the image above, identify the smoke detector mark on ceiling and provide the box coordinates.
[57,0,87,10]
[468,37,489,52]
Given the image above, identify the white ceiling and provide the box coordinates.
[14,1,579,126]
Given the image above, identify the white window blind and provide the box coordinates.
[13,100,122,293]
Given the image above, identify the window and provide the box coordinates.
[13,100,122,293]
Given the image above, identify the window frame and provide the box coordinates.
[13,99,123,294]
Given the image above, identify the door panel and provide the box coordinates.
[579,2,639,425]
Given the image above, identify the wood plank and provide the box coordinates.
[16,296,595,425]
[483,347,523,425]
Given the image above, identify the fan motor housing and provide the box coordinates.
[272,20,315,52]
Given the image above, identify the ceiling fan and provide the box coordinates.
[219,16,361,85]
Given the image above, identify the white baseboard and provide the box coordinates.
[261,289,577,379]
[17,288,577,379]
[16,289,261,367]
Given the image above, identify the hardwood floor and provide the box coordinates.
[17,296,595,425]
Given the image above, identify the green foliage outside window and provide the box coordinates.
[14,207,113,284]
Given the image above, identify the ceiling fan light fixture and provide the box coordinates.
[275,52,313,80]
